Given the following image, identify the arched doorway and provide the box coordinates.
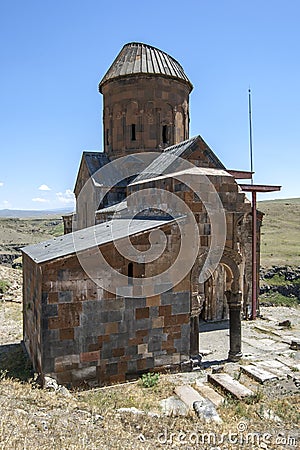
[190,252,243,362]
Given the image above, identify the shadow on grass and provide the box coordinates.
[0,342,33,381]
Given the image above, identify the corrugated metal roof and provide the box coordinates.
[131,135,226,185]
[99,42,193,92]
[22,218,174,264]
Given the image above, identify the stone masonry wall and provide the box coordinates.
[36,225,190,387]
[23,253,43,373]
[102,76,190,159]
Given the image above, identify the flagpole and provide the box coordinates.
[248,88,254,184]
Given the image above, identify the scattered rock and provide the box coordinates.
[290,340,300,350]
[257,407,282,422]
[117,407,159,417]
[44,376,59,391]
[174,385,222,423]
[160,396,189,416]
[193,399,222,423]
[279,320,292,328]
[57,385,72,397]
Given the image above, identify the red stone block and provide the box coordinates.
[137,359,147,370]
[159,305,172,316]
[112,348,125,357]
[48,292,58,304]
[136,330,148,338]
[59,328,74,340]
[80,350,100,363]
[136,307,149,320]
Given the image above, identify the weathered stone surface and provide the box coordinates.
[275,355,300,372]
[194,380,224,406]
[254,359,292,378]
[208,373,254,400]
[174,385,222,422]
[240,364,278,383]
[160,396,189,416]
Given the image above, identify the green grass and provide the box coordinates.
[260,292,299,307]
[0,280,10,293]
[258,198,300,268]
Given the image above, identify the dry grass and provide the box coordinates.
[0,373,299,449]
[0,217,63,255]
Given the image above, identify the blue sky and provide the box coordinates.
[0,0,299,209]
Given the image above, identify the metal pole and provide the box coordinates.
[248,89,254,184]
[252,190,257,319]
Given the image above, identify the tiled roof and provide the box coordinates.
[99,42,192,92]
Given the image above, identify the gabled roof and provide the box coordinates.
[74,152,111,196]
[130,166,232,186]
[22,218,174,264]
[99,42,193,92]
[83,152,110,176]
[96,200,127,214]
[132,135,225,184]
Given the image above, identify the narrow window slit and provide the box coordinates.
[131,124,136,141]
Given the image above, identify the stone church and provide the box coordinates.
[22,42,261,387]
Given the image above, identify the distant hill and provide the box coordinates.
[0,208,73,218]
[258,197,300,268]
[0,199,299,269]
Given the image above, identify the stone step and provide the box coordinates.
[255,359,292,378]
[174,385,208,410]
[207,373,254,400]
[275,355,300,371]
[254,325,282,339]
[240,364,278,383]
[194,380,224,406]
[174,385,222,423]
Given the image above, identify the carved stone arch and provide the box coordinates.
[160,102,173,124]
[145,101,155,124]
[190,262,205,318]
[113,103,122,120]
[221,249,243,362]
[221,248,242,293]
[125,100,139,124]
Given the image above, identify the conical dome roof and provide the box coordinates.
[99,42,193,92]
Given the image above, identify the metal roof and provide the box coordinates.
[130,167,232,186]
[80,151,129,188]
[99,42,193,92]
[131,135,225,184]
[22,218,174,264]
[83,152,110,177]
[96,200,127,214]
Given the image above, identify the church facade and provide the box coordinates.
[22,43,260,387]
